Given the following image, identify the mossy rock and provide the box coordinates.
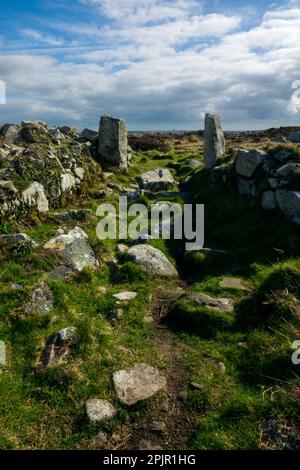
[168,295,234,337]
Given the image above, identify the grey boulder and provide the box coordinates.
[126,245,178,277]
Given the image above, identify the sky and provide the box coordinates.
[0,0,300,130]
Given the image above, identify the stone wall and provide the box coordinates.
[230,144,300,224]
[0,120,101,218]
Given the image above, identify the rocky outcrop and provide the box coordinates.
[0,119,100,218]
[98,115,128,170]
[113,363,166,406]
[204,113,225,169]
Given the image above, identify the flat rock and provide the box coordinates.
[0,233,38,248]
[51,209,92,223]
[85,399,117,423]
[113,363,166,406]
[113,291,137,302]
[188,293,234,313]
[126,245,178,277]
[219,277,249,291]
[47,266,74,281]
[140,169,175,191]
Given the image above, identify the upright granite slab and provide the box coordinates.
[98,115,128,170]
[204,113,225,169]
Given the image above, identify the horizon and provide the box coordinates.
[1,0,300,130]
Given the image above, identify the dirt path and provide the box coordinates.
[122,283,198,451]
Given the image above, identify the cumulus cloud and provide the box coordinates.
[0,0,300,129]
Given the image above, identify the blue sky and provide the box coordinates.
[0,0,300,130]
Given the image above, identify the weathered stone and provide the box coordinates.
[1,124,20,144]
[219,277,249,291]
[204,113,225,169]
[187,159,201,169]
[0,180,18,200]
[44,227,99,271]
[138,439,163,451]
[80,128,98,142]
[238,178,257,197]
[93,431,108,447]
[47,265,74,281]
[22,182,49,213]
[0,341,6,365]
[188,293,234,313]
[37,326,77,371]
[140,169,175,191]
[261,191,277,210]
[98,116,128,169]
[288,132,300,143]
[276,163,300,178]
[113,363,166,406]
[61,172,76,193]
[150,421,167,432]
[0,233,38,248]
[126,245,178,277]
[268,178,288,189]
[235,149,265,178]
[51,209,92,223]
[85,399,117,423]
[25,283,54,315]
[276,190,300,224]
[74,167,85,180]
[190,382,206,391]
[113,291,137,302]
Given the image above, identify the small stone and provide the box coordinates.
[47,266,74,281]
[113,363,166,406]
[217,361,226,373]
[10,283,23,290]
[177,390,188,404]
[93,431,108,447]
[158,399,169,412]
[107,308,124,323]
[190,382,206,391]
[238,342,247,348]
[116,244,128,253]
[126,245,178,278]
[150,421,166,432]
[113,291,137,302]
[0,233,38,249]
[85,399,117,423]
[188,293,234,313]
[25,283,53,314]
[219,277,249,291]
[138,439,163,451]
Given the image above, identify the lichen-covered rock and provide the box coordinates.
[187,293,234,313]
[85,399,117,422]
[44,227,99,271]
[235,149,265,178]
[22,182,49,213]
[37,326,77,372]
[204,113,225,169]
[25,283,54,314]
[1,124,21,144]
[0,233,38,248]
[98,115,128,169]
[140,169,175,191]
[61,171,76,193]
[126,245,178,277]
[0,180,18,200]
[51,209,92,223]
[113,363,166,406]
[276,190,300,224]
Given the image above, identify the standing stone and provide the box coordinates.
[0,341,6,365]
[204,113,225,169]
[98,116,128,169]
